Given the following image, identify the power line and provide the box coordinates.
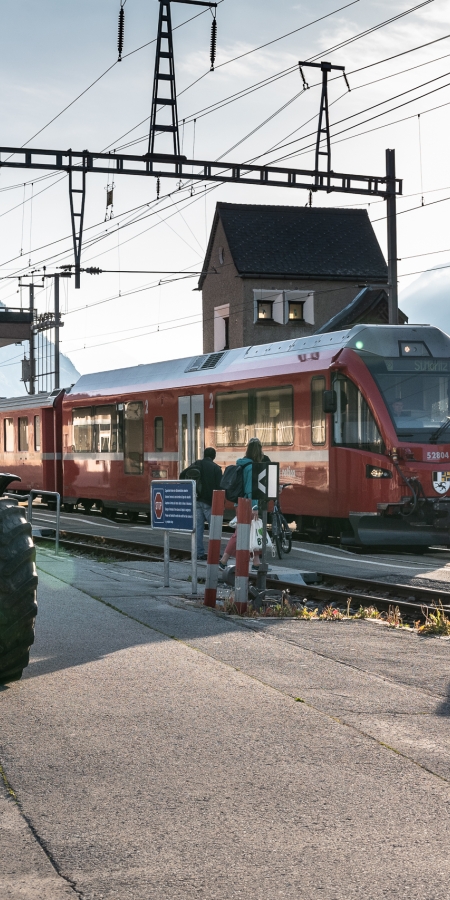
[5,3,224,160]
[112,33,450,157]
[254,46,450,163]
[213,0,361,69]
[264,75,450,168]
[308,0,435,61]
[371,193,450,223]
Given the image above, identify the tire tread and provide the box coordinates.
[0,499,37,684]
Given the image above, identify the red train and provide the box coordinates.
[2,323,450,547]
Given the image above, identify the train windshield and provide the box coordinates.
[362,355,450,442]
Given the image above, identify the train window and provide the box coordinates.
[94,406,118,453]
[124,401,144,475]
[311,377,326,445]
[215,387,294,446]
[155,417,164,452]
[18,417,29,452]
[4,418,14,452]
[254,387,294,445]
[73,408,94,452]
[34,416,41,452]
[215,391,249,446]
[333,376,384,453]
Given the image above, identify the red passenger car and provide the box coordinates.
[62,324,450,547]
[0,390,64,498]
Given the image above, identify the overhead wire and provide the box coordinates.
[0,0,445,338]
[255,46,450,162]
[260,75,450,168]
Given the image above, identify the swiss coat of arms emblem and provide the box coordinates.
[432,472,450,495]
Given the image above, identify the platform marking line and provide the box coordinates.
[32,513,119,530]
[290,546,447,571]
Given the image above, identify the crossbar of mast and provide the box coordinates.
[0,147,401,197]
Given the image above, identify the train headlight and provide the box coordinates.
[366,465,392,479]
[399,341,431,357]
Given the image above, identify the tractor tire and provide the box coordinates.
[0,498,38,685]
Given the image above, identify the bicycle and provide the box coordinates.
[270,484,293,559]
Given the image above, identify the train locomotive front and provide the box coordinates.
[322,324,450,547]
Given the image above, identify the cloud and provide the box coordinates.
[400,264,450,333]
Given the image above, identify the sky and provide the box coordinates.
[0,0,450,384]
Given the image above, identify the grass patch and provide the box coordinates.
[418,602,450,636]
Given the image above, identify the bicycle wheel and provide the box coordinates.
[271,511,283,559]
[280,518,292,554]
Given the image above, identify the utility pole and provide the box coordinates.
[148,0,217,160]
[54,274,60,390]
[29,284,36,395]
[386,148,398,325]
[298,60,349,190]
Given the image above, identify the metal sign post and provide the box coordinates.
[150,480,197,597]
[251,463,279,595]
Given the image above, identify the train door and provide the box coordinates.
[178,396,204,473]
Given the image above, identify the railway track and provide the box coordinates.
[34,529,450,620]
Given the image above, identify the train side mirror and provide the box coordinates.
[322,390,337,414]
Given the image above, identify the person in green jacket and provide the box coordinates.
[219,437,269,571]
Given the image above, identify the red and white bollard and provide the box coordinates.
[204,490,225,608]
[235,497,252,614]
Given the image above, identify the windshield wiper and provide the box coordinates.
[430,417,450,443]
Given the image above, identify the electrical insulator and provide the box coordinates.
[156,177,161,199]
[210,17,217,72]
[118,5,125,62]
[85,267,102,275]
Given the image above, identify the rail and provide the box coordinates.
[31,529,450,618]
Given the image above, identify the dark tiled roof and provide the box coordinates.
[199,203,387,287]
[315,287,407,333]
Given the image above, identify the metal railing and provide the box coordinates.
[27,491,61,554]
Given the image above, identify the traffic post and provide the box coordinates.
[251,463,280,596]
[235,497,252,614]
[204,489,225,608]
[151,480,197,597]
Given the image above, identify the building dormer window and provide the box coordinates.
[257,300,273,321]
[288,301,304,322]
[218,247,224,265]
[253,289,314,325]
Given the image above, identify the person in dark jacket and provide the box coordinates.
[219,438,269,571]
[192,448,222,559]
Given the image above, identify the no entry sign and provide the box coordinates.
[151,480,195,532]
[154,491,164,520]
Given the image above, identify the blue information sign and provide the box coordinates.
[151,480,196,532]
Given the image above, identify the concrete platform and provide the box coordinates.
[0,548,449,899]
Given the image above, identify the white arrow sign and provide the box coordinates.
[258,470,267,494]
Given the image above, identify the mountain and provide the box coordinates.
[0,340,79,398]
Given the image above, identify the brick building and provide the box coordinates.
[199,203,401,352]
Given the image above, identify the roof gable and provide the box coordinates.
[315,287,407,333]
[199,203,388,287]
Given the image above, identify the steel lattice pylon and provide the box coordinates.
[149,1,181,159]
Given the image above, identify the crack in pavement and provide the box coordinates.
[0,759,84,898]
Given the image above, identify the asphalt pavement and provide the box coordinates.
[0,549,449,899]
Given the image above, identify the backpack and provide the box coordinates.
[220,462,251,503]
[180,462,203,499]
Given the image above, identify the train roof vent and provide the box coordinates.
[185,351,227,373]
